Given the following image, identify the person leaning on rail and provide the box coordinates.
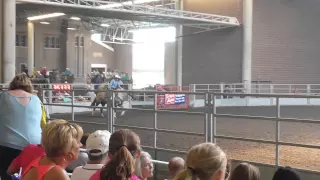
[0,74,44,180]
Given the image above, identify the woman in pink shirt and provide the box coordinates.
[90,129,141,180]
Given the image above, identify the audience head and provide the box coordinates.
[174,143,227,180]
[168,157,185,178]
[41,119,83,168]
[272,166,300,180]
[9,73,33,93]
[135,151,154,179]
[229,162,260,180]
[100,129,141,180]
[86,130,111,163]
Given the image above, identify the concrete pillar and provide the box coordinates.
[242,0,253,93]
[2,0,16,83]
[60,20,68,71]
[28,21,35,77]
[175,0,183,86]
[0,0,3,83]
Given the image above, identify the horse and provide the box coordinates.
[91,84,135,117]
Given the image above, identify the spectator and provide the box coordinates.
[174,143,227,180]
[21,119,83,180]
[229,162,260,180]
[90,129,141,180]
[135,151,153,180]
[168,157,185,179]
[63,68,73,76]
[40,67,47,78]
[0,74,43,180]
[7,144,45,176]
[66,133,91,173]
[71,130,111,180]
[272,166,300,180]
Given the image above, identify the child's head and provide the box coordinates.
[229,163,260,180]
[174,143,227,180]
[100,129,141,180]
[168,157,185,178]
[272,167,300,180]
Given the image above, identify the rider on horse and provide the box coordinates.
[109,75,124,107]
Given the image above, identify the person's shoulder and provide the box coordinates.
[45,166,70,180]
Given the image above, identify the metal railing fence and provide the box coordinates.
[33,88,320,169]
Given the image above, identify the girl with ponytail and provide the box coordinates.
[90,129,141,180]
[174,143,227,180]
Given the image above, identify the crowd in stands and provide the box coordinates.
[0,74,303,180]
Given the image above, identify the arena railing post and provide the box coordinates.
[275,97,280,167]
[204,93,209,142]
[212,93,217,144]
[153,92,158,180]
[107,90,113,133]
[71,90,74,121]
[111,91,115,133]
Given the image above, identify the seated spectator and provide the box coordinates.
[168,157,185,179]
[272,166,300,180]
[7,144,45,176]
[21,119,83,180]
[174,143,227,180]
[229,162,260,180]
[66,133,90,173]
[71,130,111,180]
[135,151,153,180]
[90,129,141,180]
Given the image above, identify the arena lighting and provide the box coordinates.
[99,0,161,8]
[100,24,110,27]
[27,13,65,21]
[70,16,81,21]
[40,21,50,25]
[67,28,76,30]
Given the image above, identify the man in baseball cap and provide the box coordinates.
[71,130,111,180]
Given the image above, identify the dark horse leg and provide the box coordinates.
[100,101,106,117]
[91,99,100,116]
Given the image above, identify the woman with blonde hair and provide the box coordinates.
[229,163,260,180]
[0,74,44,180]
[174,143,227,180]
[135,151,154,180]
[22,119,83,180]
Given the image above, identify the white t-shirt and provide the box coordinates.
[71,164,104,180]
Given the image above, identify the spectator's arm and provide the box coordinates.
[7,156,21,175]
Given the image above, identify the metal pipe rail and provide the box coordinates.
[9,87,320,169]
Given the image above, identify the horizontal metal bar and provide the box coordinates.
[43,103,106,109]
[114,107,205,115]
[141,145,187,154]
[113,124,203,136]
[215,135,320,149]
[70,120,107,126]
[215,114,320,124]
[151,160,169,165]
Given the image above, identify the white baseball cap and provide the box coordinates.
[86,130,111,156]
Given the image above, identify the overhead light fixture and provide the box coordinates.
[40,21,50,25]
[70,16,81,21]
[67,28,76,30]
[98,0,161,8]
[27,13,65,21]
[100,24,110,27]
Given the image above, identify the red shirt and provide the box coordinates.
[11,144,46,173]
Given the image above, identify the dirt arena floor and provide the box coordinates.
[50,105,320,171]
